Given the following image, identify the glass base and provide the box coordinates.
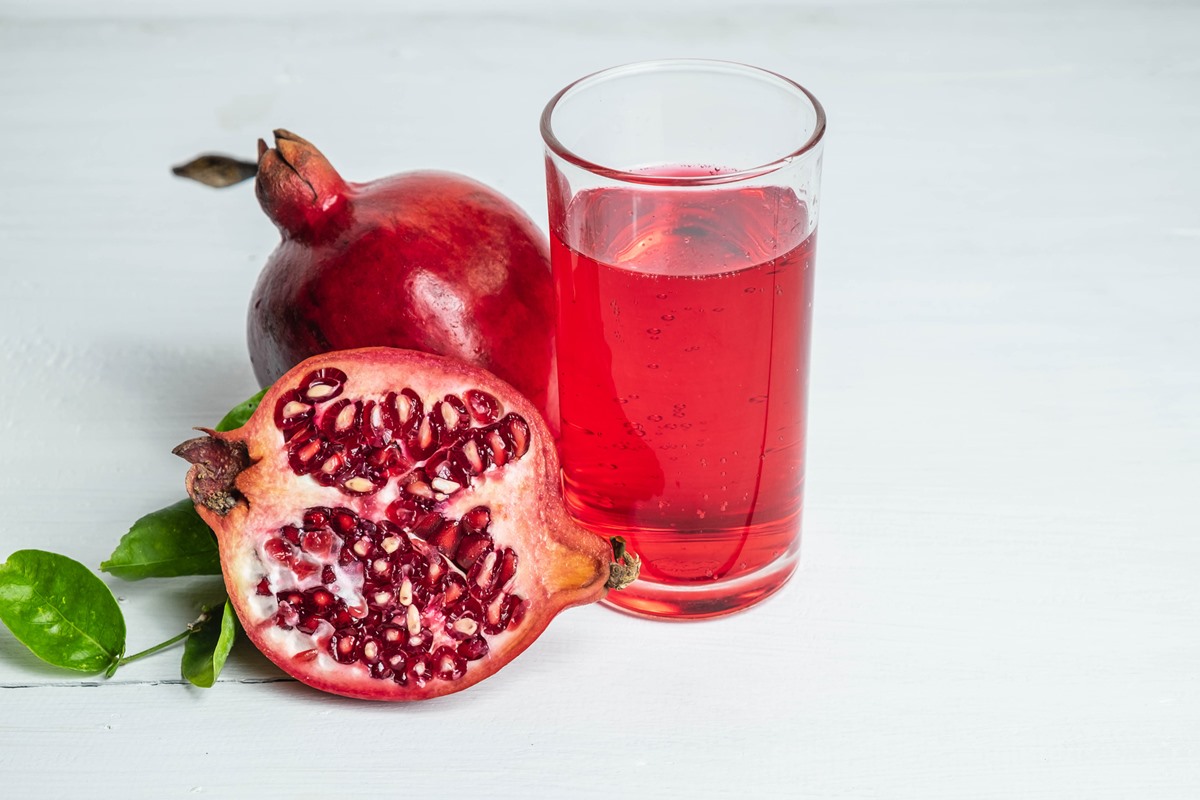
[601,549,799,620]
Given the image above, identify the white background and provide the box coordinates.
[1,1,1198,796]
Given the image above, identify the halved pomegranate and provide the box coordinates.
[176,348,636,701]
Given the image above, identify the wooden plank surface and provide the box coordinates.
[1,1,1197,796]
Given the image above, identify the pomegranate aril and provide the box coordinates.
[304,508,331,528]
[502,414,531,458]
[457,636,489,662]
[454,436,487,476]
[461,506,491,534]
[299,367,347,402]
[482,592,513,635]
[331,629,360,664]
[433,646,467,681]
[464,389,501,423]
[341,470,384,496]
[331,508,358,534]
[402,477,436,509]
[302,529,334,556]
[360,637,382,665]
[508,596,528,629]
[397,388,422,433]
[274,390,314,432]
[425,519,462,556]
[264,537,293,564]
[406,415,436,460]
[406,655,432,688]
[370,662,394,681]
[256,577,272,596]
[469,550,502,599]
[442,573,468,605]
[305,587,335,611]
[321,565,337,584]
[454,533,493,570]
[431,395,468,445]
[497,548,518,589]
[361,400,392,447]
[320,399,363,443]
[281,525,302,545]
[485,429,509,467]
[288,433,327,475]
[276,602,299,629]
[296,615,320,635]
[291,559,318,581]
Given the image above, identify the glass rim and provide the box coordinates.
[540,58,827,187]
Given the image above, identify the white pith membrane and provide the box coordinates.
[230,365,546,691]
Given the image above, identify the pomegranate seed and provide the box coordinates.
[342,475,379,495]
[485,429,508,467]
[497,548,518,589]
[461,506,491,534]
[507,596,528,629]
[256,577,271,596]
[331,629,360,664]
[430,477,462,495]
[398,389,422,429]
[398,579,414,606]
[306,588,335,610]
[433,646,467,681]
[331,509,358,534]
[302,529,333,556]
[280,525,302,545]
[454,534,493,570]
[442,574,467,605]
[457,636,489,661]
[299,368,346,402]
[296,615,320,634]
[370,662,394,680]
[274,390,314,430]
[361,638,381,664]
[504,414,530,458]
[263,537,293,564]
[464,389,501,423]
[426,519,462,556]
[406,655,431,688]
[291,559,318,581]
[457,437,486,475]
[321,566,336,584]
[303,508,331,528]
[452,617,478,637]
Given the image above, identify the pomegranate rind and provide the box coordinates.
[184,347,608,701]
[250,131,558,428]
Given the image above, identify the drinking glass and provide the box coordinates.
[541,60,825,619]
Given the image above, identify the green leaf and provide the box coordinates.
[0,550,126,674]
[215,388,267,432]
[100,499,220,580]
[181,599,236,688]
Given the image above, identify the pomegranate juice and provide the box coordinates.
[551,176,816,616]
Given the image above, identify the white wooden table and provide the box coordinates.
[2,1,1197,796]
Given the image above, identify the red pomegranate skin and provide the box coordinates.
[250,130,557,426]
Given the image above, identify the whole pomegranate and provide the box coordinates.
[175,348,637,701]
[249,130,557,424]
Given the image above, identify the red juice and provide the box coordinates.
[551,171,816,616]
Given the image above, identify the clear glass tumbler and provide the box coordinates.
[541,60,825,619]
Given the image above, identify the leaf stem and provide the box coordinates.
[115,607,213,667]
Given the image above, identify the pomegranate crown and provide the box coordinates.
[256,129,350,241]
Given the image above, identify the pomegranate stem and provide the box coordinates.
[605,537,641,591]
